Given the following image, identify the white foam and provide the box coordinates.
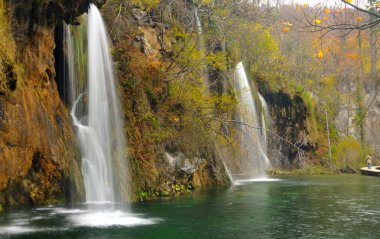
[71,211,160,228]
[0,226,41,235]
[83,201,116,205]
[35,205,56,211]
[233,178,282,185]
[50,208,87,215]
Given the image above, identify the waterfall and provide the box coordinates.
[64,23,76,106]
[194,8,203,36]
[230,62,270,182]
[59,4,160,227]
[194,8,208,88]
[259,93,271,146]
[69,4,128,205]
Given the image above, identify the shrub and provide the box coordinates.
[334,136,370,169]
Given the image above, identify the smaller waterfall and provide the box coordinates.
[194,8,208,88]
[259,93,271,146]
[64,23,76,106]
[229,62,270,182]
[194,8,203,36]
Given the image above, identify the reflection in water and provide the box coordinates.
[233,178,282,186]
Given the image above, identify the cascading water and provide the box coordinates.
[62,4,157,227]
[194,8,203,36]
[69,4,128,205]
[230,62,271,182]
[64,23,76,106]
[259,93,271,147]
[194,8,209,88]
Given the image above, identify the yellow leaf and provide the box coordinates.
[357,16,363,21]
[376,2,380,7]
[323,16,329,21]
[324,9,330,13]
[345,0,352,2]
[346,53,359,60]
[172,116,180,123]
[317,51,324,59]
[303,3,309,7]
[282,27,290,33]
[281,21,293,26]
[313,19,322,24]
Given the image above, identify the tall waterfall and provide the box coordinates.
[231,62,270,181]
[60,5,159,227]
[69,4,128,204]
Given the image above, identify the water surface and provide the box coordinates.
[1,175,380,239]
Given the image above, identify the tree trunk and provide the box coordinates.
[324,106,333,169]
[370,27,378,77]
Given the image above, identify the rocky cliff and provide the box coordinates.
[0,0,100,206]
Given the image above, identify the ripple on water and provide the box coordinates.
[233,178,283,185]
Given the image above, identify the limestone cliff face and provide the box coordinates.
[260,86,315,168]
[364,81,380,159]
[0,0,103,206]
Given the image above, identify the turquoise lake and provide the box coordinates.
[1,174,380,239]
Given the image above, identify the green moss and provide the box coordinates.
[143,113,159,129]
[44,198,65,205]
[160,190,170,197]
[0,204,3,214]
[301,91,319,143]
[145,87,157,109]
[122,80,133,89]
[139,191,149,201]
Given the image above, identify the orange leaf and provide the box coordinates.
[324,9,330,13]
[357,16,363,21]
[323,16,329,21]
[282,27,290,33]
